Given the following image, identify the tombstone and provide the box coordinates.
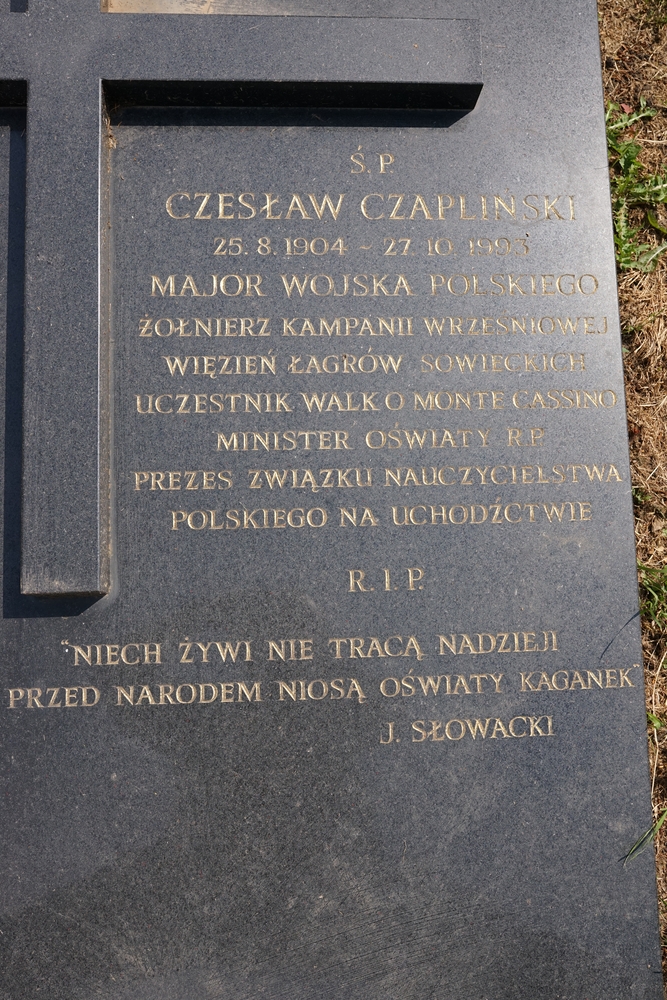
[0,0,663,996]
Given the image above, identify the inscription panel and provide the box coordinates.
[115,122,626,615]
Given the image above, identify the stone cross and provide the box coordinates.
[0,0,481,595]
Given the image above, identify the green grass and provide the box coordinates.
[649,710,663,729]
[639,561,667,626]
[607,99,667,270]
[644,0,667,26]
[623,808,667,863]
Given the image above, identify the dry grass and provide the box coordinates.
[599,0,667,975]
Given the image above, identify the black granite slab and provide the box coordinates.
[0,0,663,997]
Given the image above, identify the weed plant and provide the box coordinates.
[607,99,667,270]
